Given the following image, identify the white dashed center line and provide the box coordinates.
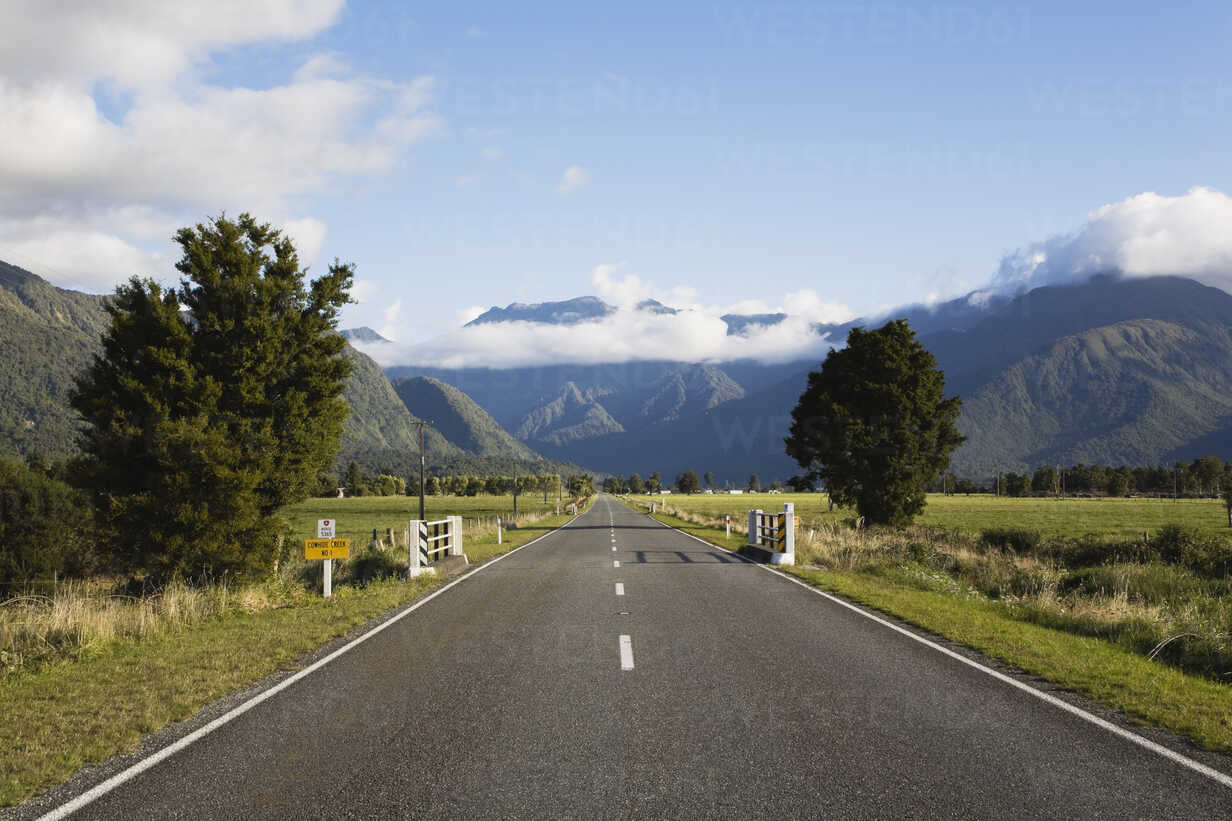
[615,582,625,596]
[619,635,634,670]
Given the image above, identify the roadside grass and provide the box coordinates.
[628,499,1232,753]
[283,493,563,552]
[629,492,1231,541]
[0,498,585,808]
[1,495,576,678]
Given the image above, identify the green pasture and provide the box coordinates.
[630,492,1230,540]
[284,493,563,547]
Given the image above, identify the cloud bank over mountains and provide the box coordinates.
[991,186,1232,296]
[365,186,1232,369]
[361,266,851,369]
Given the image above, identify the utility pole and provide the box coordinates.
[413,420,432,521]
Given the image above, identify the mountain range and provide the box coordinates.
[384,276,1232,481]
[466,295,813,336]
[0,260,574,479]
[6,256,1232,485]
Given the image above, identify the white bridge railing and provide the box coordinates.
[408,516,465,577]
[746,502,795,565]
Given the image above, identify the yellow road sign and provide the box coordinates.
[305,537,350,560]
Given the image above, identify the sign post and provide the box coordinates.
[306,519,349,597]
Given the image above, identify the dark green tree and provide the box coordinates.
[646,472,662,493]
[1106,468,1132,497]
[628,473,645,494]
[71,214,353,582]
[703,471,715,489]
[566,474,594,496]
[1031,466,1059,495]
[344,461,364,497]
[675,470,700,494]
[747,473,761,492]
[0,458,96,585]
[1222,468,1232,527]
[785,319,964,527]
[1004,472,1029,497]
[1192,456,1224,496]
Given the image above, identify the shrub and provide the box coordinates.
[1153,524,1232,577]
[343,547,404,586]
[979,527,1042,554]
[0,459,96,587]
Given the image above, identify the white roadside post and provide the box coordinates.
[726,515,731,538]
[497,516,502,545]
[408,519,420,576]
[748,509,760,548]
[318,519,335,598]
[449,515,464,556]
[782,502,795,562]
[407,518,428,577]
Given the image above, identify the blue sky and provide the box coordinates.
[4,1,1232,362]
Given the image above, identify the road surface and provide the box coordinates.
[39,495,1232,819]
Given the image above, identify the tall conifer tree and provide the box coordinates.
[72,214,353,581]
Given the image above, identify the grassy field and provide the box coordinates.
[632,502,1232,753]
[0,494,588,808]
[284,492,565,551]
[631,492,1231,541]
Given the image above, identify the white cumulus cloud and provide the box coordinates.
[0,2,442,293]
[993,186,1232,294]
[279,217,328,268]
[556,164,590,195]
[379,299,403,342]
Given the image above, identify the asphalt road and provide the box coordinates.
[45,496,1232,819]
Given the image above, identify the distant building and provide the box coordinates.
[728,489,744,495]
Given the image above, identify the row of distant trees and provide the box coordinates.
[937,457,1232,498]
[600,471,786,495]
[318,464,594,500]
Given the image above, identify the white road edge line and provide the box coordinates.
[615,583,625,596]
[619,634,635,670]
[637,502,1232,791]
[36,513,584,821]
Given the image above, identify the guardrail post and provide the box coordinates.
[782,502,795,559]
[408,519,427,577]
[449,515,464,556]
